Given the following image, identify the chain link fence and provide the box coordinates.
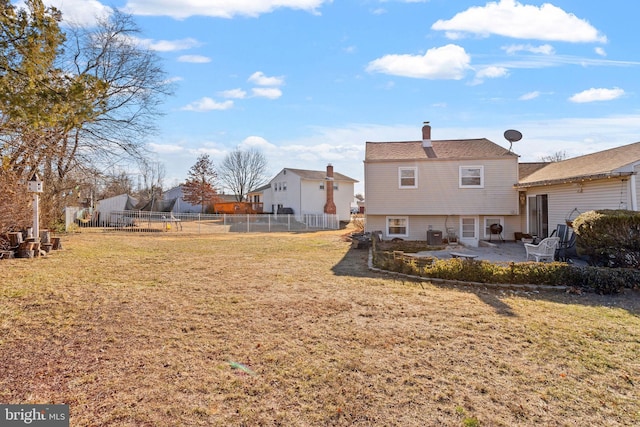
[65,207,340,233]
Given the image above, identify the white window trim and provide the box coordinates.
[386,216,409,238]
[398,167,418,189]
[459,165,484,188]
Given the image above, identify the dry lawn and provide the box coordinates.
[1,229,639,426]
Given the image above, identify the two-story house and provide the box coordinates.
[249,165,358,223]
[364,123,520,246]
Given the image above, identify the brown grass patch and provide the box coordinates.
[1,229,639,426]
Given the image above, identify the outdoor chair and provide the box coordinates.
[525,236,560,262]
[556,232,577,262]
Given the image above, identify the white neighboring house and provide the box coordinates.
[249,165,358,222]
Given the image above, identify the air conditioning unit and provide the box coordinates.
[427,230,443,245]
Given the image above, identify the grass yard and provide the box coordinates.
[1,229,639,426]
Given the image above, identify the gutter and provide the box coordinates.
[514,171,635,189]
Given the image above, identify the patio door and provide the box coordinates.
[527,194,549,238]
[459,216,479,247]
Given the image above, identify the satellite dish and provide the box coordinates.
[503,129,522,152]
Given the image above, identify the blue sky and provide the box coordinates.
[30,0,640,194]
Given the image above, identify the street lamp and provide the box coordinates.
[27,172,43,240]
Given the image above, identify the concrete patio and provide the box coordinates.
[412,240,587,266]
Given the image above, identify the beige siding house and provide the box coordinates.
[516,141,640,238]
[365,124,520,246]
[365,124,640,245]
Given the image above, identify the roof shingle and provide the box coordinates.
[517,141,640,187]
[365,139,516,161]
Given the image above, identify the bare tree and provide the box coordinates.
[540,150,567,163]
[99,171,135,200]
[182,154,218,213]
[137,160,165,206]
[60,11,174,173]
[219,148,268,202]
[0,2,173,229]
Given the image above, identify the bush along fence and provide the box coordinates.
[370,236,640,295]
[65,207,340,233]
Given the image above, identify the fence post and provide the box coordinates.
[247,214,250,232]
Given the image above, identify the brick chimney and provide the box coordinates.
[422,121,432,147]
[324,164,337,215]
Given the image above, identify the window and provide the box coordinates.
[459,166,484,188]
[319,182,325,190]
[398,167,417,188]
[461,217,476,238]
[333,183,339,190]
[387,216,408,237]
[282,182,287,191]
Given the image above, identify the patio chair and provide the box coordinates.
[550,223,576,262]
[525,236,560,262]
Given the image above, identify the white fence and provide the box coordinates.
[65,208,340,233]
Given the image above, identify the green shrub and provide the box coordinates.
[371,248,638,293]
[573,209,640,268]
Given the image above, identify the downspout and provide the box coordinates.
[630,175,638,211]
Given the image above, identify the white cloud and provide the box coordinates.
[366,44,471,79]
[595,47,607,57]
[178,55,212,63]
[569,87,625,103]
[219,89,247,99]
[248,71,285,86]
[432,0,607,43]
[251,88,283,99]
[139,38,201,52]
[123,0,329,19]
[503,44,555,55]
[148,143,184,154]
[181,97,234,112]
[239,136,277,151]
[519,91,540,101]
[476,66,509,79]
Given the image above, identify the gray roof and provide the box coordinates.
[519,162,549,180]
[365,139,517,161]
[516,141,640,188]
[285,168,358,182]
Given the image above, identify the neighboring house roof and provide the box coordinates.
[519,162,549,180]
[249,183,271,193]
[365,139,516,161]
[216,193,239,202]
[284,168,358,182]
[516,141,640,188]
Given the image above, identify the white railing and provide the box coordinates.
[65,208,340,233]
